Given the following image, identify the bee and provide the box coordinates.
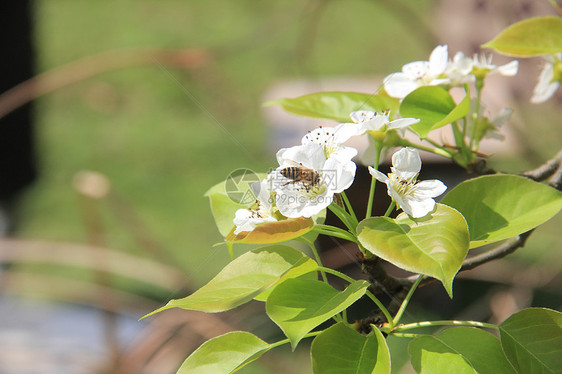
[280,161,321,191]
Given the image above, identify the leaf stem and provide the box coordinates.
[328,203,356,232]
[393,320,498,332]
[366,140,383,218]
[340,191,358,226]
[383,200,396,217]
[399,138,452,158]
[269,330,323,349]
[317,266,394,325]
[390,332,425,338]
[303,239,328,283]
[313,225,357,243]
[392,274,423,326]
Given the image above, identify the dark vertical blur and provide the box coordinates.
[0,1,37,233]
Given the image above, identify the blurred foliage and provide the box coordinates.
[18,0,433,286]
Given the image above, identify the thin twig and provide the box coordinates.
[521,149,562,182]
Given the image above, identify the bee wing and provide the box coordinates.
[282,159,304,168]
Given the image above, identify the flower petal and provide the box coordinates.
[392,147,421,177]
[429,45,449,76]
[387,117,420,130]
[404,195,436,218]
[497,60,519,76]
[368,166,389,184]
[531,63,558,103]
[412,179,447,199]
[384,72,419,98]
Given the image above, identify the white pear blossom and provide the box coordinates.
[301,124,358,162]
[384,45,450,99]
[273,143,356,218]
[368,148,447,218]
[349,110,420,134]
[444,52,476,86]
[233,180,277,234]
[470,53,518,80]
[445,52,518,86]
[531,53,562,104]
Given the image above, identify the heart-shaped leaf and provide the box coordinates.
[266,92,400,122]
[499,308,562,373]
[409,327,516,374]
[266,278,369,348]
[482,16,562,57]
[177,331,271,374]
[441,175,562,248]
[311,322,391,374]
[399,86,458,138]
[357,204,469,297]
[142,245,317,317]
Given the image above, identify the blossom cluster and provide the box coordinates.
[231,42,560,236]
[232,110,446,235]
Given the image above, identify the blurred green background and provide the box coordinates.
[20,0,435,284]
[4,0,561,373]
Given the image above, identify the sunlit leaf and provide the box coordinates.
[311,322,391,374]
[225,217,315,244]
[482,16,562,57]
[177,331,271,374]
[441,175,562,248]
[205,172,264,237]
[357,204,469,297]
[409,327,516,374]
[500,308,562,373]
[142,245,317,317]
[399,86,460,138]
[266,278,369,348]
[266,91,400,122]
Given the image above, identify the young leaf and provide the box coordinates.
[499,308,562,373]
[311,322,391,374]
[225,217,315,244]
[266,92,399,122]
[205,173,264,237]
[441,175,562,248]
[266,278,369,349]
[142,245,317,317]
[482,16,562,57]
[399,86,458,138]
[409,327,515,374]
[357,204,469,297]
[177,331,271,374]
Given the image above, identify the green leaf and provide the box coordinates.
[399,86,458,138]
[143,245,317,317]
[409,327,516,374]
[266,92,400,122]
[357,204,469,297]
[441,175,562,248]
[432,93,471,131]
[311,322,391,374]
[205,173,264,237]
[482,16,562,57]
[499,308,562,374]
[266,278,369,348]
[177,331,271,374]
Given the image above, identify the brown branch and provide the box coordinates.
[521,149,562,182]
